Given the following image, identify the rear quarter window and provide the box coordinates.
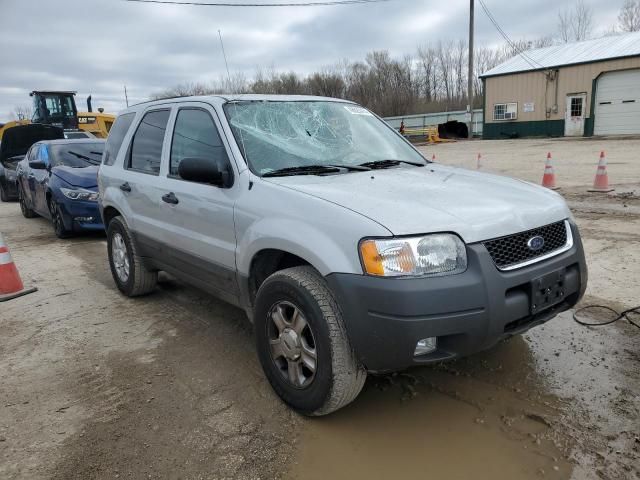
[102,112,136,166]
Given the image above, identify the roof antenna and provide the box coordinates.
[218,29,232,92]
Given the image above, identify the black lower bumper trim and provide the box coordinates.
[326,222,587,372]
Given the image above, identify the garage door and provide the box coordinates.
[594,69,640,135]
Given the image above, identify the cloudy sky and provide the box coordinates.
[0,0,621,122]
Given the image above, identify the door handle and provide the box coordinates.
[162,192,179,205]
[119,182,131,192]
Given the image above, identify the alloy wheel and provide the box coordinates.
[50,201,64,236]
[111,232,130,283]
[267,301,317,389]
[18,187,27,215]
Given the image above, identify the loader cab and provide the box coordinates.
[30,91,78,130]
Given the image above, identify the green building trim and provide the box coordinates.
[483,120,565,139]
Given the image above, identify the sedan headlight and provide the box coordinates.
[360,234,467,277]
[60,187,99,201]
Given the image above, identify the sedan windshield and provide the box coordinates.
[224,101,426,176]
[50,143,104,167]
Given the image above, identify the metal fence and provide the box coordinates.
[383,109,484,137]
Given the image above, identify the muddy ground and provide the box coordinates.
[1,138,639,479]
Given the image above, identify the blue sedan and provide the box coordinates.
[16,139,105,238]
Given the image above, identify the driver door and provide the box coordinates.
[156,104,239,302]
[31,145,51,216]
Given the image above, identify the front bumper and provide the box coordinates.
[57,199,105,232]
[326,222,587,372]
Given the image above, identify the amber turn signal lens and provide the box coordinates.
[360,240,385,276]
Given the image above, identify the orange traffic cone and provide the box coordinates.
[476,153,482,169]
[541,152,559,190]
[0,233,37,302]
[431,153,436,161]
[588,151,614,193]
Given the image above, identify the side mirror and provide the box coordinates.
[178,156,231,187]
[29,160,47,170]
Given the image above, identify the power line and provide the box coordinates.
[478,0,546,70]
[124,0,394,6]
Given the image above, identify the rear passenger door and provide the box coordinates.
[121,108,172,244]
[157,105,239,300]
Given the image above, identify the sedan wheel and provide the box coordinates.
[49,200,71,238]
[18,185,36,218]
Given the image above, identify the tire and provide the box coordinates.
[49,199,72,239]
[0,184,8,202]
[254,266,366,416]
[18,184,36,218]
[107,216,157,297]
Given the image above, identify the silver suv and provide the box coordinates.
[98,95,587,415]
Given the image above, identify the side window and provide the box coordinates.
[103,112,135,166]
[40,145,50,166]
[128,109,170,174]
[170,108,229,177]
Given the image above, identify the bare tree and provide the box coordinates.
[558,0,593,42]
[416,44,437,103]
[151,34,559,117]
[13,104,32,121]
[619,0,640,31]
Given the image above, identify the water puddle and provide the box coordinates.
[289,335,572,480]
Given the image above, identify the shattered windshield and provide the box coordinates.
[223,101,426,176]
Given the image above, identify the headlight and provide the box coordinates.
[360,234,467,277]
[60,187,99,201]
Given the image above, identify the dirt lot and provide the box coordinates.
[1,137,639,480]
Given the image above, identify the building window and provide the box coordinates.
[570,97,583,117]
[493,103,518,121]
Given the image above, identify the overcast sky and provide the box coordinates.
[0,0,621,122]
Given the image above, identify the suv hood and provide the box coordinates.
[53,165,99,189]
[267,164,571,243]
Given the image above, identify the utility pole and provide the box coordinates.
[124,85,129,107]
[467,0,474,139]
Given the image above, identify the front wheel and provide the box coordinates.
[49,199,71,238]
[254,266,366,416]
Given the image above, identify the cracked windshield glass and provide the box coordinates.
[224,101,425,175]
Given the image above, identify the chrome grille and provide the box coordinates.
[483,221,569,270]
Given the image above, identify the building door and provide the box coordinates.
[564,93,586,137]
[594,69,640,135]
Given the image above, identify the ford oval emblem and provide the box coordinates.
[527,235,545,251]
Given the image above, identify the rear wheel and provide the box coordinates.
[49,199,72,238]
[18,185,36,218]
[107,216,157,297]
[254,266,366,416]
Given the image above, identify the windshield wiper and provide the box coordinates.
[358,159,426,169]
[262,164,368,177]
[67,150,101,165]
